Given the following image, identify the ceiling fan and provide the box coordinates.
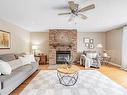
[58,1,95,21]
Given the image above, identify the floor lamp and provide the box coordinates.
[96,44,103,56]
[32,45,38,55]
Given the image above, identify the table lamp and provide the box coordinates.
[32,45,38,55]
[96,44,103,56]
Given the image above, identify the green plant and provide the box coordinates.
[65,57,73,65]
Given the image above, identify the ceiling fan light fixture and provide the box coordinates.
[58,1,95,21]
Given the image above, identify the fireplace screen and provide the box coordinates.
[56,51,71,64]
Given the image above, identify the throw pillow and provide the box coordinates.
[0,60,12,75]
[87,53,97,58]
[24,54,36,63]
[19,54,36,65]
[8,59,23,70]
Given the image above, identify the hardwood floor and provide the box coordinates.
[10,64,127,95]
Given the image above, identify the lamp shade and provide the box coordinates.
[32,45,38,50]
[96,44,103,48]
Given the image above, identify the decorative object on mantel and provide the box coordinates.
[50,42,73,48]
[0,30,10,49]
[83,37,94,49]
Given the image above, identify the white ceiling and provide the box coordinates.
[0,0,127,32]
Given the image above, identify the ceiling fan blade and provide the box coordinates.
[58,12,71,15]
[78,14,88,20]
[68,1,75,10]
[53,5,69,10]
[78,4,95,12]
[74,4,79,11]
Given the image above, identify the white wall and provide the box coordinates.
[30,32,49,55]
[77,32,106,53]
[106,28,123,66]
[0,19,30,54]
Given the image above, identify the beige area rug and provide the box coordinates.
[20,70,127,95]
[48,64,61,70]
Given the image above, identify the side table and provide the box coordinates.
[57,65,79,86]
[101,56,111,64]
[35,54,47,65]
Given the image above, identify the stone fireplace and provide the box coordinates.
[49,29,77,64]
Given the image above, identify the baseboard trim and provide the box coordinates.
[108,62,121,68]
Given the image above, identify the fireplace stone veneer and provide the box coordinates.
[49,29,77,64]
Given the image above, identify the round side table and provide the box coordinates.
[57,65,79,86]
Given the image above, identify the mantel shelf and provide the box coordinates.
[50,43,73,48]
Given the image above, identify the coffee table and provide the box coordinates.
[57,65,79,86]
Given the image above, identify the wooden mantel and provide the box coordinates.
[49,42,74,48]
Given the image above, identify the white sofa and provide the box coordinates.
[0,53,38,95]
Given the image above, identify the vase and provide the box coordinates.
[67,64,72,68]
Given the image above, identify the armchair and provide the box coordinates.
[80,51,101,68]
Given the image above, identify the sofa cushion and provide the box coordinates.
[0,53,16,62]
[15,53,26,59]
[0,64,33,89]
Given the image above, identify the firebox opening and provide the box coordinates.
[56,51,71,64]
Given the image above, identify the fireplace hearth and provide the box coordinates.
[56,51,71,64]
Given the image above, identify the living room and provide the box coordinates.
[0,0,127,95]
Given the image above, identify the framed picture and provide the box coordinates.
[90,39,94,43]
[0,30,10,49]
[85,43,89,48]
[89,44,94,49]
[83,38,90,43]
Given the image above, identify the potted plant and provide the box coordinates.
[65,57,73,68]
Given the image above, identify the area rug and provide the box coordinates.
[20,70,127,95]
[48,65,59,70]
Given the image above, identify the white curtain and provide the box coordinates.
[122,26,127,70]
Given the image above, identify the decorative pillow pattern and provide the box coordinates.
[0,60,12,75]
[19,57,31,65]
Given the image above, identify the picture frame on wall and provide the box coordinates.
[83,38,90,43]
[83,37,95,49]
[85,43,89,48]
[89,44,94,49]
[0,30,10,49]
[90,39,94,43]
